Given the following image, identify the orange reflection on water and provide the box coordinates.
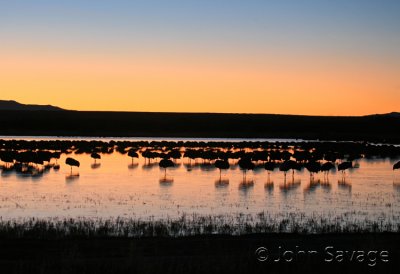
[0,153,399,221]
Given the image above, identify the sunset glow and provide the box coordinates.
[1,0,399,115]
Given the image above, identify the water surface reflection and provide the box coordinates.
[0,152,399,222]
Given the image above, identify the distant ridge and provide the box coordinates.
[0,100,397,117]
[0,105,399,142]
[367,112,400,118]
[0,100,65,111]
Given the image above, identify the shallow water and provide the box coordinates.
[0,142,400,224]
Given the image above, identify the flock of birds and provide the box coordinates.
[1,140,400,186]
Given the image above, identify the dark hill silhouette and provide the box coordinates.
[0,103,398,142]
[368,112,400,118]
[0,100,64,111]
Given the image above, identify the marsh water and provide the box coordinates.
[0,137,400,227]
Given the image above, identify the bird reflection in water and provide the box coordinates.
[239,179,254,191]
[280,176,301,192]
[215,178,229,188]
[31,172,44,181]
[91,163,101,169]
[264,180,274,193]
[184,163,194,172]
[65,173,79,183]
[142,162,158,170]
[127,163,139,170]
[264,168,274,192]
[393,182,400,192]
[304,178,320,192]
[1,167,13,177]
[200,163,215,172]
[338,177,352,192]
[184,162,203,172]
[321,177,332,191]
[2,163,47,180]
[159,177,174,186]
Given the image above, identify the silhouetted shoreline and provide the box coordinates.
[0,100,64,111]
[1,110,399,143]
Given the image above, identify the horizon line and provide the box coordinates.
[0,99,398,117]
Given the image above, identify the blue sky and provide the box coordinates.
[2,0,399,55]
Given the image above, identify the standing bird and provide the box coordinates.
[321,161,335,183]
[305,161,321,178]
[238,157,255,182]
[65,157,80,174]
[159,158,175,178]
[52,152,61,170]
[264,161,276,182]
[338,161,353,183]
[279,160,298,179]
[321,162,335,175]
[264,161,276,189]
[393,161,400,171]
[128,149,139,164]
[393,160,400,185]
[338,161,353,173]
[215,159,230,181]
[90,152,101,164]
[264,162,276,174]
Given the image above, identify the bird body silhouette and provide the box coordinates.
[305,161,321,174]
[321,162,335,172]
[338,161,353,171]
[238,157,255,181]
[90,152,101,163]
[159,158,175,177]
[65,157,80,174]
[215,159,230,181]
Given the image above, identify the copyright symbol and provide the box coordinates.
[255,247,269,262]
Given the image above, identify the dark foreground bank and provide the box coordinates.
[0,233,399,274]
[1,110,400,142]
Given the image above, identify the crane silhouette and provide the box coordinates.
[338,161,353,174]
[238,157,255,183]
[65,157,80,175]
[128,149,139,166]
[159,158,174,177]
[279,160,298,179]
[90,152,101,164]
[393,161,400,171]
[321,162,335,176]
[305,161,321,179]
[215,159,230,181]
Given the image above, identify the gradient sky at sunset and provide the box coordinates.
[1,0,399,115]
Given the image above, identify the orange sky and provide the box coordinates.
[1,48,398,116]
[1,1,399,115]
